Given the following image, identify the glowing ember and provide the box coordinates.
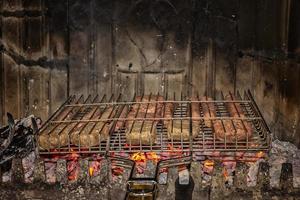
[146,152,160,163]
[203,160,214,174]
[256,151,264,158]
[89,161,101,177]
[204,160,214,168]
[67,149,80,181]
[131,152,146,163]
[223,168,229,179]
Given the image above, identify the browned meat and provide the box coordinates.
[206,94,253,142]
[38,103,83,149]
[71,106,116,147]
[124,95,164,145]
[167,119,199,140]
[165,98,200,140]
[132,95,164,114]
[126,121,157,145]
[200,97,216,128]
[221,95,253,142]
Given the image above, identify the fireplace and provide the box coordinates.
[0,0,300,199]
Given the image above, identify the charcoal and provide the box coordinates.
[0,124,35,165]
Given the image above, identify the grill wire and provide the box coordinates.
[37,90,271,157]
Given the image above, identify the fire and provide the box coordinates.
[146,152,160,163]
[223,168,229,179]
[203,160,214,174]
[89,167,94,177]
[67,149,80,181]
[204,160,214,168]
[131,152,146,162]
[256,151,264,158]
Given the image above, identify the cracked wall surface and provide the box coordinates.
[0,0,300,147]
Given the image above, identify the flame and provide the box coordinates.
[67,149,80,181]
[223,168,229,180]
[131,152,146,162]
[146,152,160,162]
[204,160,214,168]
[88,161,101,177]
[89,167,94,177]
[256,151,264,158]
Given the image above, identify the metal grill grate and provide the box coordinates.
[37,90,271,157]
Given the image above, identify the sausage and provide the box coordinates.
[38,102,82,150]
[200,97,216,128]
[71,106,116,147]
[224,94,252,141]
[124,95,164,145]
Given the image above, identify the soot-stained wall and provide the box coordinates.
[0,0,300,146]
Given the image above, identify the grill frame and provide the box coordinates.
[37,90,271,158]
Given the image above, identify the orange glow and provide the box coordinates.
[256,151,264,158]
[204,160,214,168]
[223,168,229,179]
[89,167,94,177]
[146,152,160,162]
[131,152,146,162]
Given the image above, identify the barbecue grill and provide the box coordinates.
[37,90,271,158]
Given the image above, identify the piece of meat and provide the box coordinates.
[124,95,164,145]
[200,96,242,142]
[115,105,128,130]
[222,94,253,142]
[200,97,216,128]
[132,95,164,114]
[71,106,116,147]
[39,103,111,149]
[38,103,83,149]
[167,119,199,140]
[126,121,157,145]
[190,97,201,123]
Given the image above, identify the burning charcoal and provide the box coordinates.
[279,163,293,192]
[33,158,46,183]
[234,162,249,189]
[201,160,214,185]
[89,160,103,185]
[11,158,24,183]
[22,151,36,183]
[222,158,236,187]
[257,162,270,190]
[78,158,89,183]
[56,159,67,184]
